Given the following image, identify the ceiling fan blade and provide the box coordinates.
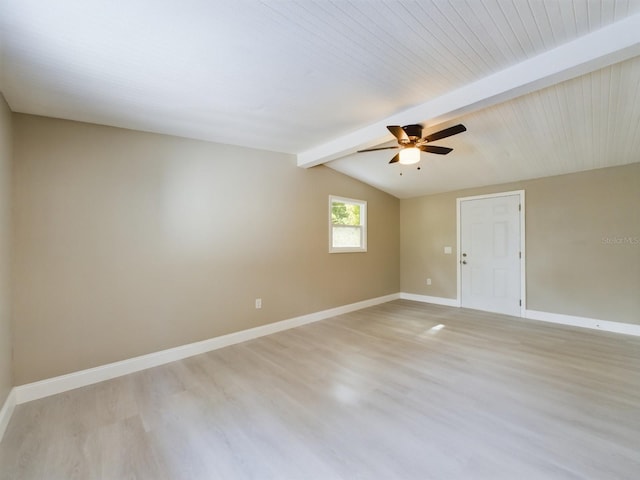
[420,145,452,155]
[387,125,408,142]
[357,146,399,153]
[389,153,400,164]
[424,124,466,142]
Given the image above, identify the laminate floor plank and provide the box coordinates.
[1,300,639,479]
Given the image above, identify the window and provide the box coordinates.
[329,195,367,253]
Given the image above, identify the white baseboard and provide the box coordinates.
[399,292,460,307]
[525,309,640,337]
[12,294,637,410]
[14,293,400,405]
[0,388,16,442]
[400,293,640,337]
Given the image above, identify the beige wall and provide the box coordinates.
[0,94,13,406]
[12,114,400,384]
[10,111,638,386]
[401,163,640,325]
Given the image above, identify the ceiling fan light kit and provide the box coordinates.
[357,123,467,166]
[399,146,421,165]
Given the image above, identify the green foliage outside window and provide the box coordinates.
[331,202,361,226]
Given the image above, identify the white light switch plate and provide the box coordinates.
[444,246,452,254]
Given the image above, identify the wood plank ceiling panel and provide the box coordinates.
[327,55,640,198]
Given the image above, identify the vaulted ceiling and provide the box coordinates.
[1,1,639,198]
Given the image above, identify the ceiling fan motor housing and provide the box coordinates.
[403,124,423,141]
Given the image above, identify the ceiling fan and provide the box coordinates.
[357,123,467,165]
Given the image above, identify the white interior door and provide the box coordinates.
[460,194,522,316]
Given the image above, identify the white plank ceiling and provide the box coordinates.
[1,0,639,198]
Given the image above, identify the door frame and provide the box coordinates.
[456,190,526,317]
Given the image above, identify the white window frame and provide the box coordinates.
[329,195,367,253]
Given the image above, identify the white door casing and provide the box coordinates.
[457,191,525,317]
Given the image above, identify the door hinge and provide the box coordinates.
[518,203,521,211]
[519,299,522,306]
[519,251,521,259]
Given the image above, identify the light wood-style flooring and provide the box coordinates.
[1,300,639,479]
